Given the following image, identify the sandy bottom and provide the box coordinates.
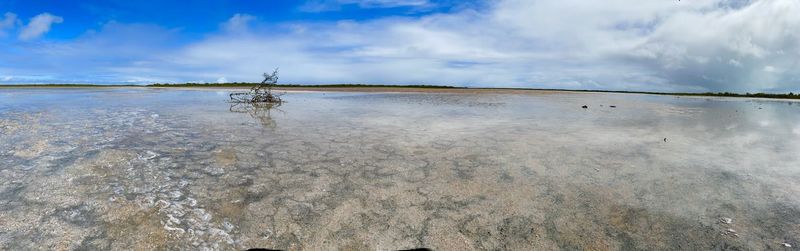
[1,88,799,250]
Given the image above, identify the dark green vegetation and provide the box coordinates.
[1,83,798,100]
[676,91,799,99]
[473,87,800,100]
[0,84,140,88]
[148,83,460,89]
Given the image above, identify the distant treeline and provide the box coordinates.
[147,83,460,89]
[666,91,799,99]
[467,87,800,100]
[0,84,140,87]
[578,90,800,100]
[2,83,798,100]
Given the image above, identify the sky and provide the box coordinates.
[0,0,798,92]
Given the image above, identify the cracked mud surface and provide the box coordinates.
[1,88,800,250]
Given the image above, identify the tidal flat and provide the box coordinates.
[1,88,799,250]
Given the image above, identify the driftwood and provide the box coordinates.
[230,69,284,104]
[228,69,284,128]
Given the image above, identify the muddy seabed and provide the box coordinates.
[1,88,799,250]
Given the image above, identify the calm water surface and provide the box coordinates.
[1,88,799,250]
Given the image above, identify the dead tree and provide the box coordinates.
[230,68,284,104]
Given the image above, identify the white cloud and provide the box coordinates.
[0,12,19,36]
[165,1,799,91]
[216,77,228,83]
[0,21,183,84]
[623,0,800,91]
[153,0,800,91]
[300,0,433,12]
[2,1,799,92]
[19,13,63,41]
[346,0,431,8]
[763,65,780,73]
[222,14,256,33]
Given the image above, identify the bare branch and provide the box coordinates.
[230,68,284,105]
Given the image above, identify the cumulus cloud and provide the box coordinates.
[300,0,433,12]
[2,0,799,92]
[621,0,800,91]
[0,21,181,84]
[0,12,20,36]
[164,0,798,91]
[222,14,256,33]
[19,13,63,41]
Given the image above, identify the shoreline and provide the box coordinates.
[1,85,799,101]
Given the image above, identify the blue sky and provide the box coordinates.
[0,0,798,92]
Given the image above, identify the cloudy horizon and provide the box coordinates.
[0,0,798,92]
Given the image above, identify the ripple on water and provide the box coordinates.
[1,89,799,250]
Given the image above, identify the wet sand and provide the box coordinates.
[1,88,799,250]
[273,87,565,95]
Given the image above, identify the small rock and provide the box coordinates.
[168,190,183,199]
[663,138,668,142]
[610,105,617,108]
[781,243,792,248]
[223,220,234,231]
[724,228,739,237]
[261,229,273,239]
[581,105,588,109]
[140,151,158,161]
[720,217,733,224]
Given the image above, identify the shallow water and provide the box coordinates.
[1,88,799,250]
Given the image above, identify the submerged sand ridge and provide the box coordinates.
[1,88,799,250]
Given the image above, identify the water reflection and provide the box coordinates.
[229,102,282,129]
[1,88,799,250]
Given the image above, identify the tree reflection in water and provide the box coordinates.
[229,102,282,129]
